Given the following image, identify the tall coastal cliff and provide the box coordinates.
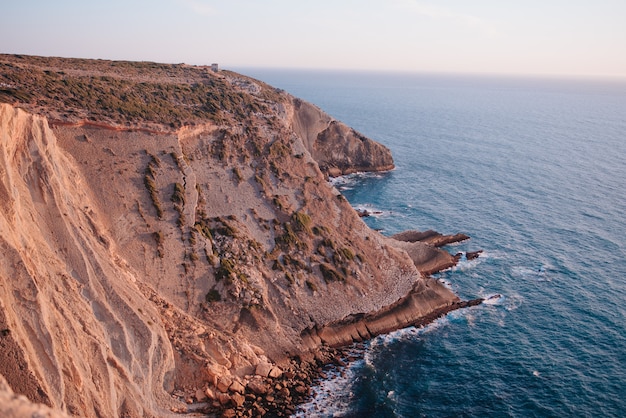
[0,55,469,417]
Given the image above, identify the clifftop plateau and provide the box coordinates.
[0,54,472,417]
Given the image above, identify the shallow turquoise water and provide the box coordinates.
[241,69,626,417]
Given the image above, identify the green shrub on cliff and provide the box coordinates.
[319,263,345,283]
[275,222,307,251]
[216,258,236,282]
[232,167,243,184]
[143,154,163,218]
[212,217,238,238]
[0,55,273,126]
[171,182,185,205]
[205,288,221,303]
[291,211,312,234]
[305,280,318,292]
[153,231,164,258]
[194,216,213,241]
[144,176,163,219]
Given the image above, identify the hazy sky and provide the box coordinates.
[2,0,625,77]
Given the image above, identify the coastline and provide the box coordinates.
[202,280,484,417]
[0,55,485,418]
[204,67,626,417]
[207,224,484,417]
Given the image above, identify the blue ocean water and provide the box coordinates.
[240,69,626,417]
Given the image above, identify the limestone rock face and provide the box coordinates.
[288,98,395,176]
[391,229,470,247]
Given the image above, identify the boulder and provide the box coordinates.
[466,250,483,260]
[217,376,233,393]
[228,380,245,394]
[268,366,283,379]
[231,393,245,408]
[216,392,232,406]
[206,363,229,387]
[205,387,216,400]
[221,409,236,418]
[195,388,208,402]
[255,362,273,378]
[247,378,268,395]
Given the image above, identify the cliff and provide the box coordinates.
[288,98,395,176]
[0,55,468,417]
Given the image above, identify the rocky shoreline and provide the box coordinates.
[200,305,486,418]
[194,299,484,418]
[186,347,343,417]
[193,231,484,417]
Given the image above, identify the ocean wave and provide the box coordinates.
[475,249,508,260]
[293,358,362,417]
[296,314,459,417]
[482,293,504,306]
[328,171,388,191]
[512,265,553,282]
[482,292,524,312]
[295,298,519,417]
[266,68,626,418]
[451,255,483,272]
[352,203,392,218]
[375,316,451,347]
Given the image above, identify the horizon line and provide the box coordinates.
[3,51,625,82]
[226,65,626,82]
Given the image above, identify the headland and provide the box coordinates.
[0,54,482,417]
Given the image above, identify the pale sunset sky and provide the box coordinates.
[1,0,625,78]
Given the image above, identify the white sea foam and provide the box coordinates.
[504,294,524,311]
[295,300,499,416]
[297,315,459,416]
[257,68,626,418]
[353,203,391,218]
[482,293,504,305]
[451,256,482,272]
[438,278,453,289]
[329,171,387,191]
[477,249,507,260]
[381,316,450,345]
[479,291,524,312]
[292,358,362,417]
[512,265,553,282]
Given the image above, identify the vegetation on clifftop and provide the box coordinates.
[0,54,278,127]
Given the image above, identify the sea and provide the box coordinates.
[238,68,626,417]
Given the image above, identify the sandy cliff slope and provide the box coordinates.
[0,55,462,417]
[0,104,179,416]
[0,374,71,418]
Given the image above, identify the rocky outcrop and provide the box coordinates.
[302,235,482,349]
[392,229,470,247]
[301,279,470,349]
[288,98,395,176]
[388,238,460,275]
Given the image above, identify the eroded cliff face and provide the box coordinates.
[288,98,395,176]
[0,104,179,416]
[0,55,460,417]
